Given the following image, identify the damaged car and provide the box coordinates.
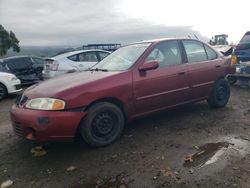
[10,38,235,147]
[0,56,44,84]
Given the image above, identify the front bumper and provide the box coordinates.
[10,105,87,142]
[7,80,22,94]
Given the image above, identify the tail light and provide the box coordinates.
[231,55,237,66]
[51,63,59,71]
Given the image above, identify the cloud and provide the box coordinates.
[0,0,208,46]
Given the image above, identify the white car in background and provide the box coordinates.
[0,70,22,100]
[43,49,111,79]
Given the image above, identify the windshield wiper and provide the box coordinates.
[90,68,109,72]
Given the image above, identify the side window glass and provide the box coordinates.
[68,55,78,61]
[146,41,182,68]
[32,57,44,64]
[0,64,4,71]
[99,52,109,61]
[79,52,98,62]
[204,45,217,60]
[183,40,207,63]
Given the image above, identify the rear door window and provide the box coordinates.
[79,51,98,62]
[204,45,217,60]
[182,40,207,63]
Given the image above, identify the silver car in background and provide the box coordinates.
[43,49,110,79]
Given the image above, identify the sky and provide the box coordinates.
[0,0,249,46]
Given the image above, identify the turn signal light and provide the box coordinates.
[231,55,237,66]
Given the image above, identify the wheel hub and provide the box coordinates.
[217,86,226,100]
[92,113,114,136]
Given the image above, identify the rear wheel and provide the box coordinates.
[207,79,230,108]
[0,83,7,101]
[80,102,125,147]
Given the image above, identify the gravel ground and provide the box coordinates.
[0,84,249,188]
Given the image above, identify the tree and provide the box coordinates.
[0,24,20,56]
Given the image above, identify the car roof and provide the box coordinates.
[128,37,202,46]
[1,55,43,61]
[51,49,111,59]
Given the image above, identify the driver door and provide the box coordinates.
[133,40,190,115]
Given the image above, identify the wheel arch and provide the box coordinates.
[75,97,128,143]
[85,97,129,121]
[0,82,8,93]
[74,97,128,142]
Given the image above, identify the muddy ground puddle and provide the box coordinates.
[184,136,250,168]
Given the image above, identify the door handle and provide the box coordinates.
[178,71,186,75]
[79,64,83,67]
[215,65,221,68]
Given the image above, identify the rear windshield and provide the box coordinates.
[240,32,250,43]
[6,57,32,70]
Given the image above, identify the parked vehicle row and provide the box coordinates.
[10,38,235,147]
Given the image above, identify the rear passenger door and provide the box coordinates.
[77,51,99,70]
[182,40,224,100]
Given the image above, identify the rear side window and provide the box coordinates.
[204,45,217,60]
[146,40,182,68]
[183,40,207,63]
[240,32,250,43]
[68,55,78,61]
[79,52,98,62]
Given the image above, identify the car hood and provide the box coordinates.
[213,45,232,52]
[24,71,120,98]
[0,72,16,77]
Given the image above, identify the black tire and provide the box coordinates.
[207,78,230,108]
[0,83,7,101]
[80,102,125,147]
[227,76,237,85]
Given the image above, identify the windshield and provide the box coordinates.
[92,43,151,71]
[240,32,250,43]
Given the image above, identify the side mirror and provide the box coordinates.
[138,60,159,72]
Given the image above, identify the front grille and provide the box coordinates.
[12,122,23,137]
[15,84,21,90]
[15,95,28,106]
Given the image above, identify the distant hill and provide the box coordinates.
[4,46,76,58]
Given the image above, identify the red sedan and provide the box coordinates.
[10,38,235,146]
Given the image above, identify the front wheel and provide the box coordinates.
[0,84,7,101]
[207,78,230,108]
[80,102,125,147]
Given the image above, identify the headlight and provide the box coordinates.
[25,98,66,110]
[5,75,18,81]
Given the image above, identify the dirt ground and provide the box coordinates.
[0,83,249,188]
